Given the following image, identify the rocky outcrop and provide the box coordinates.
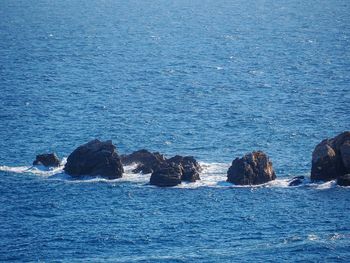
[121,149,202,185]
[227,151,276,185]
[33,153,60,167]
[167,155,201,182]
[311,131,350,182]
[288,176,305,187]
[149,162,182,187]
[64,139,123,179]
[148,155,202,187]
[120,149,166,174]
[337,174,350,186]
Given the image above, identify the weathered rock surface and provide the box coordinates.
[337,174,350,186]
[120,149,166,174]
[64,139,123,179]
[167,155,201,182]
[311,131,350,182]
[121,149,202,185]
[149,162,182,187]
[148,154,202,186]
[33,153,60,167]
[288,176,305,187]
[227,151,276,185]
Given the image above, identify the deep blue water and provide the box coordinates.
[1,0,350,261]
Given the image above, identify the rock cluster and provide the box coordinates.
[149,155,202,187]
[121,150,202,186]
[30,131,350,188]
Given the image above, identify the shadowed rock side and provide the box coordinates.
[167,155,201,182]
[311,131,350,182]
[121,149,202,186]
[149,162,182,187]
[64,139,123,179]
[33,153,60,167]
[120,149,166,174]
[227,151,276,185]
[337,174,350,186]
[149,155,202,187]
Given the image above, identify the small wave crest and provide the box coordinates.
[0,157,67,177]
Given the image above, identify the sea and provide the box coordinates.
[0,0,349,262]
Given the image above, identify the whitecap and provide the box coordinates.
[0,157,67,177]
[307,234,319,241]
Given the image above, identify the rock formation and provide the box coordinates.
[64,139,123,179]
[149,162,182,187]
[311,131,350,181]
[167,155,201,182]
[227,151,276,185]
[120,149,166,174]
[33,153,60,167]
[337,174,350,186]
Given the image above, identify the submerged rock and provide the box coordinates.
[227,151,276,185]
[311,131,350,182]
[337,174,350,186]
[150,162,182,187]
[288,176,305,187]
[120,149,166,174]
[167,155,201,182]
[33,153,60,167]
[64,139,123,179]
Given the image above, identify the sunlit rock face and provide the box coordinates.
[227,151,276,185]
[311,131,350,182]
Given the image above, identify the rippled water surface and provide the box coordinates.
[0,0,349,262]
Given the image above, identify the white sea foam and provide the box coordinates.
[0,160,343,190]
[312,180,337,190]
[307,234,319,241]
[0,157,67,177]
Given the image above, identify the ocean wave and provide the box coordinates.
[0,157,67,177]
[0,161,340,189]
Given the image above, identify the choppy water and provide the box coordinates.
[0,0,349,261]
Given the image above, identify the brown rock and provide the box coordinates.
[311,131,350,181]
[227,151,276,185]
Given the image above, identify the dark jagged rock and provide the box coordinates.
[64,139,123,179]
[227,151,276,185]
[120,149,166,174]
[150,162,182,187]
[311,131,350,182]
[33,153,60,167]
[121,150,202,183]
[337,174,350,186]
[167,155,201,182]
[288,176,305,187]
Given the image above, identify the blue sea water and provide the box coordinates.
[0,0,350,261]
